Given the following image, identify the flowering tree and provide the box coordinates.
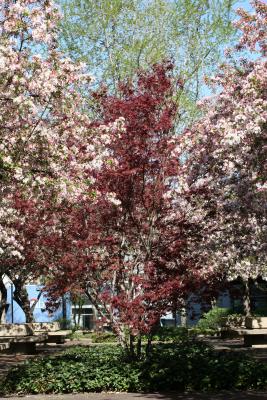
[42,62,219,356]
[181,0,267,315]
[0,0,95,321]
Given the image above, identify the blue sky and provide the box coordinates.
[234,0,255,12]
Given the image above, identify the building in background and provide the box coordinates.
[3,279,267,328]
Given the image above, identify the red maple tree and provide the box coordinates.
[43,62,217,356]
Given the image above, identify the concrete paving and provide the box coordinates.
[2,391,267,400]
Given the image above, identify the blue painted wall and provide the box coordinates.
[5,283,71,324]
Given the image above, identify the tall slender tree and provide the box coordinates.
[59,0,237,127]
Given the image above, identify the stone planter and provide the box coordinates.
[0,323,33,336]
[245,316,267,329]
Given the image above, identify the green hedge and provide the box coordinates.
[1,341,267,394]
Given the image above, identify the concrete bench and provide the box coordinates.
[245,317,267,329]
[221,327,267,347]
[220,327,244,339]
[0,332,48,354]
[0,323,70,348]
[44,330,71,344]
[29,324,71,344]
[242,329,267,347]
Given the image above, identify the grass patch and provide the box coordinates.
[1,340,267,395]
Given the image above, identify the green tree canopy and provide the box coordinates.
[58,0,238,126]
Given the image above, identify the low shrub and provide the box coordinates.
[252,309,267,317]
[150,326,189,341]
[196,307,231,330]
[1,340,267,395]
[68,326,217,343]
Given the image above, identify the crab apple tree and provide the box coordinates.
[0,0,98,321]
[181,0,267,316]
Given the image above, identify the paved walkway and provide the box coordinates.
[3,391,267,400]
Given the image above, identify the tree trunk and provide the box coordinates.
[136,334,142,359]
[0,278,8,323]
[243,279,252,317]
[12,279,35,323]
[61,295,67,328]
[128,334,135,359]
[78,301,82,327]
[172,305,178,327]
[146,335,152,357]
[180,308,187,327]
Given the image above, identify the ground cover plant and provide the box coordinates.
[1,341,267,395]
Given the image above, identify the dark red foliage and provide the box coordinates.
[43,62,216,339]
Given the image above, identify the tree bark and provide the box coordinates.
[0,278,8,323]
[12,279,35,323]
[136,334,142,359]
[172,304,178,327]
[61,294,67,328]
[129,334,135,359]
[146,335,152,357]
[243,279,252,317]
[180,306,187,327]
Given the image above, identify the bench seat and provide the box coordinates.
[33,330,71,344]
[0,333,48,354]
[242,329,267,347]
